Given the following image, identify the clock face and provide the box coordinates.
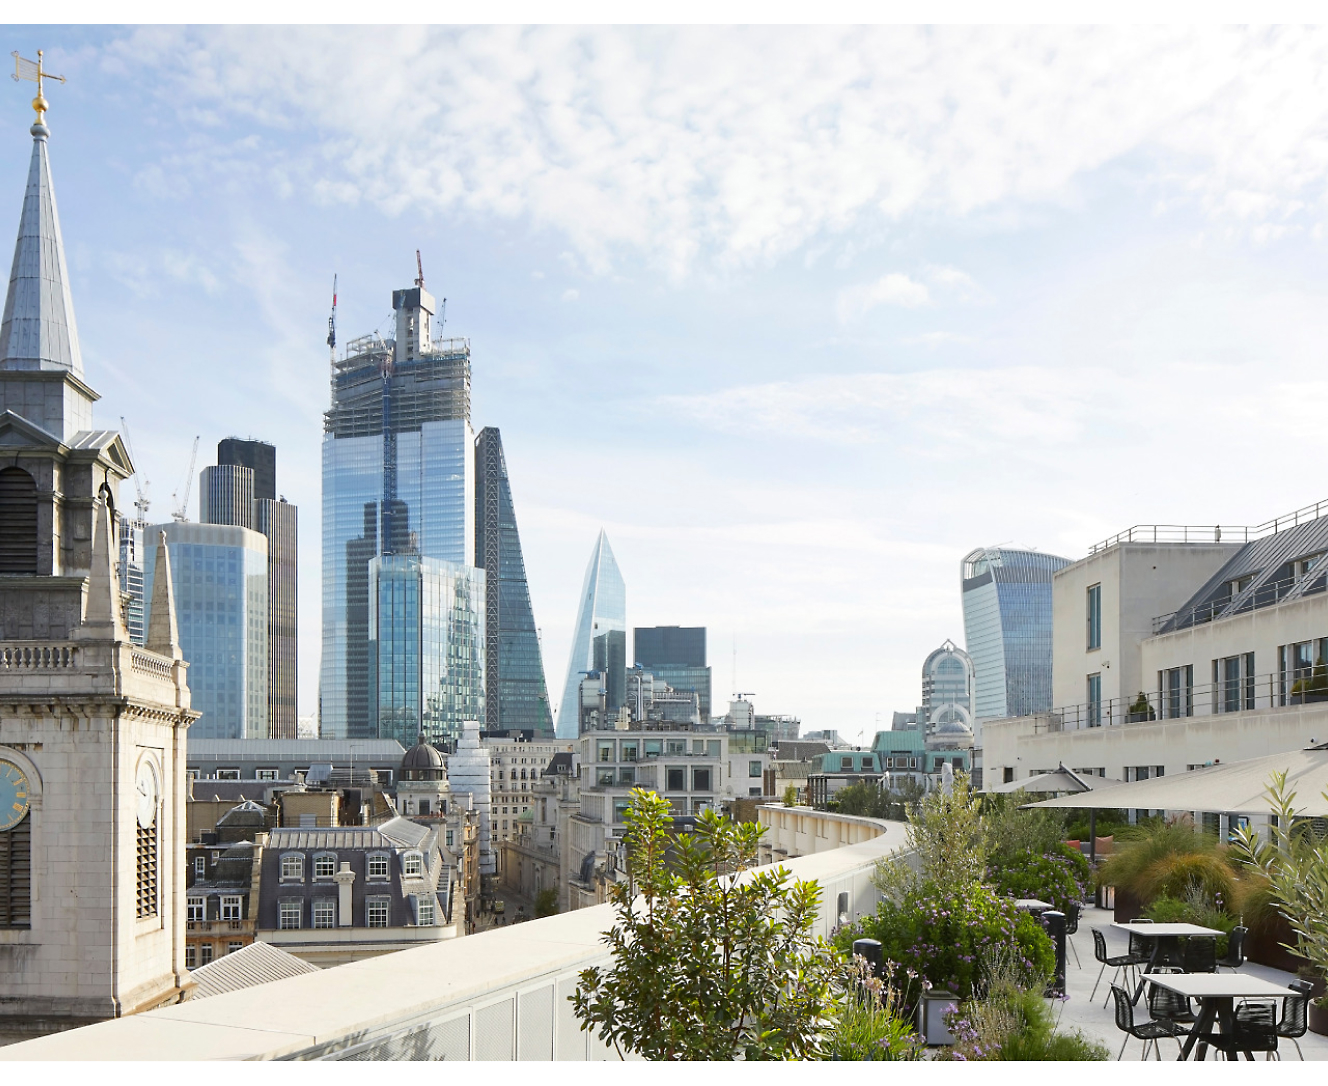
[0,760,30,832]
[136,760,159,829]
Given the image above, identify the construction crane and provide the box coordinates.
[118,416,150,520]
[415,249,424,290]
[171,436,199,522]
[326,274,337,362]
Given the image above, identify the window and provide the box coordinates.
[280,854,304,881]
[1085,583,1102,651]
[0,467,38,573]
[193,855,206,880]
[216,768,240,781]
[136,821,158,919]
[1125,766,1165,782]
[1159,665,1194,719]
[256,768,278,781]
[707,741,721,758]
[220,896,242,921]
[200,943,214,965]
[597,768,614,786]
[313,853,337,878]
[749,761,762,778]
[278,901,301,929]
[840,756,853,770]
[185,945,197,968]
[418,798,430,815]
[621,744,637,762]
[598,742,614,763]
[1298,554,1325,578]
[402,852,423,877]
[692,740,705,755]
[367,854,389,880]
[1086,673,1102,727]
[312,899,336,929]
[186,768,200,781]
[693,767,712,791]
[227,942,244,955]
[1280,638,1328,704]
[618,767,635,786]
[666,766,685,791]
[1213,653,1256,713]
[750,787,762,796]
[188,897,205,922]
[445,830,454,848]
[366,898,390,928]
[416,896,435,926]
[613,799,632,823]
[666,740,686,756]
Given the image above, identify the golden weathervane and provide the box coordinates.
[11,50,65,127]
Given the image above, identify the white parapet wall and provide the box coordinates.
[1,809,904,1061]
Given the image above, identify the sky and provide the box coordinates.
[6,25,1328,743]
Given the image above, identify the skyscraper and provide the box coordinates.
[201,440,298,738]
[961,547,1071,730]
[920,639,975,731]
[117,513,148,645]
[321,278,480,740]
[556,530,626,738]
[634,625,712,720]
[474,427,553,735]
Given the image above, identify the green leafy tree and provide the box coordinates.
[534,887,560,918]
[827,779,921,820]
[875,771,986,900]
[573,788,842,1060]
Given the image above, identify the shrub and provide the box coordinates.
[990,844,1090,916]
[1143,883,1234,957]
[534,887,559,918]
[826,957,924,1061]
[1096,818,1235,905]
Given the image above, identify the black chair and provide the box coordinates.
[1239,981,1312,1061]
[1216,925,1248,972]
[1197,1018,1278,1061]
[1181,936,1218,974]
[1128,929,1155,973]
[1110,984,1185,1060]
[1065,902,1082,968]
[1093,928,1140,1005]
[1149,982,1197,1027]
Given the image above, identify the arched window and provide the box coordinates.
[0,467,38,574]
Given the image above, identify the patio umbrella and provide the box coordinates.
[1024,743,1328,817]
[987,764,1124,795]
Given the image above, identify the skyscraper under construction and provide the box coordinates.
[320,277,484,743]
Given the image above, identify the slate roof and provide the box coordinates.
[542,751,574,777]
[188,941,319,1000]
[266,816,429,851]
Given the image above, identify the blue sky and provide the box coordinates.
[7,25,1328,740]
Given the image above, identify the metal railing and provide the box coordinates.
[1088,497,1328,556]
[1152,573,1328,633]
[1033,669,1328,733]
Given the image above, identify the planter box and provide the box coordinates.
[918,993,958,1046]
[1310,1000,1328,1037]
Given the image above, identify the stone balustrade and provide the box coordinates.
[0,643,80,670]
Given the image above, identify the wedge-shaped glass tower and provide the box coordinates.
[557,530,626,738]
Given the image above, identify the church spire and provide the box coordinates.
[0,51,82,378]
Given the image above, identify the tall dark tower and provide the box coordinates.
[474,427,553,735]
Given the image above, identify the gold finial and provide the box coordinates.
[11,49,65,129]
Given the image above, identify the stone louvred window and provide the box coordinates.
[0,816,32,928]
[136,822,158,918]
[0,467,38,574]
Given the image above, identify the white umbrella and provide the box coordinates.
[1024,744,1328,817]
[987,764,1124,795]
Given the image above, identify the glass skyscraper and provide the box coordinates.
[320,282,477,739]
[961,547,1071,727]
[634,625,712,720]
[144,522,269,739]
[370,554,485,748]
[474,427,553,735]
[556,530,626,738]
[920,639,975,730]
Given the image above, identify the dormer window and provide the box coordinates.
[280,853,304,881]
[313,853,337,879]
[402,851,423,877]
[1298,554,1325,579]
[367,853,389,880]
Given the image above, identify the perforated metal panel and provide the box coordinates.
[474,997,515,1060]
[335,1012,471,1061]
[518,985,555,1061]
[556,976,587,1060]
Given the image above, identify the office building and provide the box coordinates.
[920,639,975,732]
[484,737,576,842]
[960,546,1071,737]
[321,280,476,739]
[557,530,626,738]
[117,513,148,645]
[474,427,554,736]
[370,553,485,748]
[634,625,712,719]
[145,521,269,739]
[593,629,627,714]
[0,103,195,1039]
[201,441,299,739]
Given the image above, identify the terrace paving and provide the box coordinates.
[1052,905,1328,1061]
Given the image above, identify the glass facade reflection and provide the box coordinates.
[144,522,269,739]
[475,427,553,735]
[320,284,475,739]
[961,547,1071,729]
[921,639,974,729]
[556,531,626,738]
[370,555,484,748]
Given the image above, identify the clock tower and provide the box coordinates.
[0,63,197,1043]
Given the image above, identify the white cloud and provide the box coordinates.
[836,273,930,322]
[561,288,579,302]
[98,26,1328,277]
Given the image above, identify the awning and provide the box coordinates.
[1024,744,1328,817]
[987,764,1124,795]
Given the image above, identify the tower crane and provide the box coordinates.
[118,416,150,520]
[327,274,337,363]
[171,436,199,522]
[415,249,424,290]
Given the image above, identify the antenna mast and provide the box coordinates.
[326,274,337,362]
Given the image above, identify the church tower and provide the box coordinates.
[0,56,197,1043]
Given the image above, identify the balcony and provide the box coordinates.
[1,809,903,1061]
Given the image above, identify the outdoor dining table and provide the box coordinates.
[1014,898,1053,913]
[1113,922,1222,1001]
[1146,973,1297,1060]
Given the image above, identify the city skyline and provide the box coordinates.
[7,27,1328,735]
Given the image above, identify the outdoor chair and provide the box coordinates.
[1148,982,1197,1027]
[1092,928,1140,1005]
[1065,902,1082,968]
[1216,926,1248,972]
[1181,936,1218,974]
[1237,980,1311,1061]
[1110,984,1185,1060]
[1196,1018,1278,1060]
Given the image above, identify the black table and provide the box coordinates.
[1146,974,1296,1060]
[1113,922,1222,1001]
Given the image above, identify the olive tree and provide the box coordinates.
[573,788,841,1060]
